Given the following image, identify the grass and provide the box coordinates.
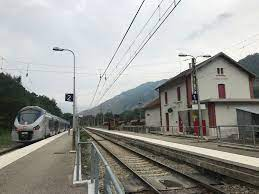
[0,129,12,148]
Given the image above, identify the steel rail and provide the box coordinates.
[84,129,162,194]
[86,128,227,194]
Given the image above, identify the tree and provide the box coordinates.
[0,73,64,130]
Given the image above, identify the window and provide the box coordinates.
[164,91,168,104]
[218,84,226,98]
[221,68,224,74]
[177,87,181,101]
[217,68,224,75]
[18,109,42,124]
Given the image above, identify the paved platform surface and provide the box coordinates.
[122,131,259,158]
[89,127,259,171]
[0,133,86,194]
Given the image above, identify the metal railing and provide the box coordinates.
[217,125,259,148]
[121,126,146,133]
[122,125,211,137]
[90,142,125,194]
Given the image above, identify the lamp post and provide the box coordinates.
[53,47,76,150]
[178,53,211,139]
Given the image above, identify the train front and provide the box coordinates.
[12,106,45,143]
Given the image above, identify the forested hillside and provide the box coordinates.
[81,79,167,115]
[0,73,62,129]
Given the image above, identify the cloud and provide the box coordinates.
[185,12,233,40]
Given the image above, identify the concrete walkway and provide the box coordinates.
[96,128,259,158]
[0,133,86,194]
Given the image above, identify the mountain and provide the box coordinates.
[81,79,167,115]
[238,53,259,97]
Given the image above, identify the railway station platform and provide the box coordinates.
[0,131,86,194]
[87,127,259,186]
[88,127,259,158]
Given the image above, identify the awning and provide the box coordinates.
[236,107,259,115]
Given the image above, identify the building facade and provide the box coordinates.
[157,52,259,136]
[143,98,161,127]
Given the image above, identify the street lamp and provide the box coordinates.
[178,53,211,139]
[53,46,76,150]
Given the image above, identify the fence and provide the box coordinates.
[121,125,211,137]
[217,125,259,148]
[121,126,147,133]
[90,142,125,194]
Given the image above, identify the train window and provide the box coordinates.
[18,109,42,124]
[49,120,54,130]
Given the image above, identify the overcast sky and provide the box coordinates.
[1,0,259,113]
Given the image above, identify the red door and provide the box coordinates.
[218,84,226,98]
[178,114,183,132]
[165,113,169,131]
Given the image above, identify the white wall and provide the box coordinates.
[197,57,251,100]
[145,107,160,127]
[160,80,187,133]
[215,103,259,126]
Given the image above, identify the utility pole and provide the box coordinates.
[178,53,211,139]
[1,57,3,71]
[191,58,203,139]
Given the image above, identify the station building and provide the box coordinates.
[143,98,161,127]
[155,52,259,137]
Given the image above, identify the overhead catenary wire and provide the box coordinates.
[89,0,146,107]
[105,0,166,82]
[96,0,182,104]
[95,0,178,104]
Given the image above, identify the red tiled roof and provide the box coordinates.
[143,98,160,109]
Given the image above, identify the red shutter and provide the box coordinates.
[218,84,226,99]
[208,102,216,127]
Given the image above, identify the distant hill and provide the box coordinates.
[238,53,259,97]
[81,79,167,115]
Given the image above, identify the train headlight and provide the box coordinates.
[33,125,40,130]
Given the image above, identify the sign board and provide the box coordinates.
[168,108,173,113]
[192,94,198,101]
[192,104,206,110]
[65,93,74,102]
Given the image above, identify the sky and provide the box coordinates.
[1,0,259,113]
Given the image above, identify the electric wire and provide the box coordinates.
[89,0,146,107]
[96,0,182,104]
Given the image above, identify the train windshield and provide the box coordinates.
[18,109,42,124]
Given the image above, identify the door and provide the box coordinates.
[165,113,169,131]
[218,84,226,98]
[178,113,183,132]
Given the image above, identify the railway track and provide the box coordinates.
[0,144,25,156]
[85,128,259,194]
[85,129,225,194]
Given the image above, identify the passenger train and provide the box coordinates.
[12,106,70,143]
